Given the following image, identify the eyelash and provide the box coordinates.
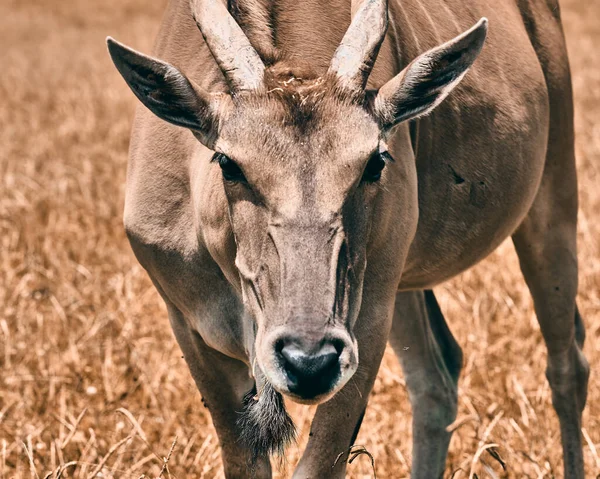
[213,153,247,183]
[361,151,391,183]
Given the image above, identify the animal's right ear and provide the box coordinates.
[107,37,221,145]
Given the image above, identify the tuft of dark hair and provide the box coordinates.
[237,381,297,465]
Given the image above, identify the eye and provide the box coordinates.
[361,151,388,183]
[213,153,247,183]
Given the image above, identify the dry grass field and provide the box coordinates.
[1,0,599,477]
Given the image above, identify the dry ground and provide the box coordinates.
[1,0,599,477]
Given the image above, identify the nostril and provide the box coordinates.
[315,350,339,373]
[275,338,285,354]
[331,339,345,356]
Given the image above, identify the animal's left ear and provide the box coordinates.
[371,18,488,130]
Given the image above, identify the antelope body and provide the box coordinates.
[107,0,590,476]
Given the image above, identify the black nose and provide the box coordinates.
[278,340,342,399]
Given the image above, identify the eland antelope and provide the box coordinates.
[107,0,589,476]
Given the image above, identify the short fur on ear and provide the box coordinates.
[106,37,221,145]
[372,18,488,129]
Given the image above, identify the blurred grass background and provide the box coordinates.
[1,0,599,477]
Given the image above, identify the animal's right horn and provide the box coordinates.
[328,0,389,90]
[191,0,265,92]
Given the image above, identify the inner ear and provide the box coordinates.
[107,37,224,146]
[371,18,488,129]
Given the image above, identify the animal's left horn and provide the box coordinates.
[328,0,389,90]
[191,0,265,91]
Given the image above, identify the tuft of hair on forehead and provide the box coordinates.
[264,61,325,100]
[265,61,364,100]
[257,60,365,131]
[237,381,296,466]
